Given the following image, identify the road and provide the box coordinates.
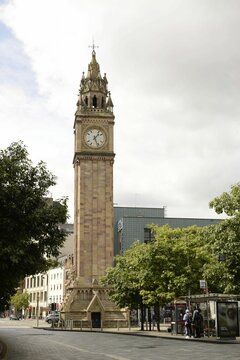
[0,319,239,359]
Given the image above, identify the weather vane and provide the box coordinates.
[88,40,99,53]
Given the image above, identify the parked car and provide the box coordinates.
[45,312,60,324]
[10,314,19,320]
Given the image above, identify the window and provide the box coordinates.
[41,275,44,286]
[85,96,88,106]
[144,228,155,243]
[37,276,40,287]
[93,95,97,108]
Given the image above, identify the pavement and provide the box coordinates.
[0,321,239,359]
[41,323,240,344]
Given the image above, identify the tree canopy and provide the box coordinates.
[102,225,211,329]
[0,142,68,308]
[10,292,29,314]
[204,183,240,293]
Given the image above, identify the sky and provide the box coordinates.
[0,0,239,222]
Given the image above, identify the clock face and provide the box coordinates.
[85,128,105,148]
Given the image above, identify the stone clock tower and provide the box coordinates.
[62,49,126,326]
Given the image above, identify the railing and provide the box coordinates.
[51,319,130,331]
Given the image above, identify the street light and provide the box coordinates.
[36,294,39,327]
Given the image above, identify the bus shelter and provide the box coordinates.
[179,293,240,339]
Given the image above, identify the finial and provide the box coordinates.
[88,40,99,54]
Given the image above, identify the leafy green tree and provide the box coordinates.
[139,225,211,329]
[102,242,147,329]
[0,142,68,308]
[103,225,210,330]
[10,292,29,314]
[205,183,240,293]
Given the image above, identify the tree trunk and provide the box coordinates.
[154,303,161,332]
[140,303,144,331]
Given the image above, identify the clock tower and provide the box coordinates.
[62,49,126,325]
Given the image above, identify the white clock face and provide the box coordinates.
[85,128,105,148]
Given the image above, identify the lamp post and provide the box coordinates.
[36,294,39,327]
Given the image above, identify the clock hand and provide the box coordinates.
[93,135,99,145]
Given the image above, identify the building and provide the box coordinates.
[61,48,127,325]
[113,206,220,255]
[48,267,64,311]
[23,223,74,318]
[24,273,48,318]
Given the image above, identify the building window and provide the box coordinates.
[37,276,40,287]
[144,228,155,243]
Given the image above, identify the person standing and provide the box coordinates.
[192,308,203,338]
[183,309,192,338]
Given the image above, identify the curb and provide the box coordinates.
[34,327,240,344]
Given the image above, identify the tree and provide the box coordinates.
[205,183,240,293]
[10,292,29,315]
[102,225,210,330]
[102,242,146,328]
[0,142,68,308]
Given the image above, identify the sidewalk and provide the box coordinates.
[42,324,240,344]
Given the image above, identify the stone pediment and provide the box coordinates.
[86,292,105,312]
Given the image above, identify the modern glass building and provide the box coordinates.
[114,206,220,256]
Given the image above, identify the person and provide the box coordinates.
[183,309,192,338]
[192,308,203,338]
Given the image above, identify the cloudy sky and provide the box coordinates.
[0,0,239,222]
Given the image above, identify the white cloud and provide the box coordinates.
[1,0,240,222]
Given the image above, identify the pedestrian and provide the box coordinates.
[192,308,203,338]
[183,309,192,338]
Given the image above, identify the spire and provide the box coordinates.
[77,47,113,113]
[106,92,114,111]
[87,50,101,80]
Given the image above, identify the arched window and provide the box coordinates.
[85,96,88,106]
[93,95,97,108]
[101,97,105,108]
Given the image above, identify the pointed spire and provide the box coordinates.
[106,92,114,112]
[87,50,101,80]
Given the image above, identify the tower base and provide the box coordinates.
[61,280,128,328]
